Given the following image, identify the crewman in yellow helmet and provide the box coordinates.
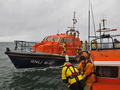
[61,41,67,55]
[77,56,96,90]
[61,55,86,90]
[93,40,97,43]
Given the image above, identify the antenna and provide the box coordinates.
[72,12,76,28]
[101,19,106,29]
[58,18,59,34]
[99,23,103,56]
[105,14,107,27]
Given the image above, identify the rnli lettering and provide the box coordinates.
[30,60,43,64]
[30,60,54,65]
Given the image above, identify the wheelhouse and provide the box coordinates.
[90,34,120,90]
[91,34,120,50]
[31,29,81,56]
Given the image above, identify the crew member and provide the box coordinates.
[61,41,67,55]
[76,55,80,63]
[62,55,86,90]
[92,40,101,49]
[93,40,97,43]
[114,38,120,43]
[72,32,76,37]
[76,45,81,56]
[78,49,89,59]
[114,39,120,48]
[77,56,96,90]
[81,41,83,50]
[85,40,88,50]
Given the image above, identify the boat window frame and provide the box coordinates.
[95,66,119,79]
[71,38,73,42]
[68,38,70,42]
[46,36,52,41]
[52,37,60,42]
[59,37,64,44]
[65,38,67,43]
[43,36,47,41]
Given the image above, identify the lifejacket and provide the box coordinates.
[63,43,67,51]
[83,60,95,81]
[62,62,84,87]
[65,63,80,79]
[76,46,80,55]
[83,60,92,72]
[85,42,88,45]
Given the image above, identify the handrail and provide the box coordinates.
[91,42,120,50]
[14,40,37,52]
[14,40,78,56]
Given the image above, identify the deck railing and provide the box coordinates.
[91,42,120,50]
[14,40,37,52]
[14,40,77,56]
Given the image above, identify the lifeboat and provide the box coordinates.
[89,19,120,90]
[5,12,82,68]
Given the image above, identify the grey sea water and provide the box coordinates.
[0,42,71,90]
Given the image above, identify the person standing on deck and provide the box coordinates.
[114,38,120,48]
[77,56,96,90]
[114,38,120,43]
[85,40,88,51]
[61,40,67,55]
[76,45,81,56]
[80,41,83,50]
[61,55,86,90]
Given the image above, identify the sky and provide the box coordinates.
[0,0,120,42]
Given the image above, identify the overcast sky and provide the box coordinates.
[0,0,120,42]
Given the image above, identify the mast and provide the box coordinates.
[99,23,103,56]
[91,3,96,38]
[72,12,77,29]
[73,12,76,28]
[101,19,106,29]
[88,0,90,51]
[68,12,77,31]
[73,12,76,47]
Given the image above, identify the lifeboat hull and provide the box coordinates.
[5,50,76,68]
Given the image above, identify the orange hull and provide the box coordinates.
[90,49,120,61]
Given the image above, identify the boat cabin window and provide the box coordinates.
[71,38,73,42]
[43,36,47,41]
[65,38,67,42]
[59,38,64,44]
[95,66,118,78]
[68,38,70,42]
[46,36,52,41]
[52,37,59,42]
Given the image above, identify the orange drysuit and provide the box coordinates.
[77,60,96,90]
